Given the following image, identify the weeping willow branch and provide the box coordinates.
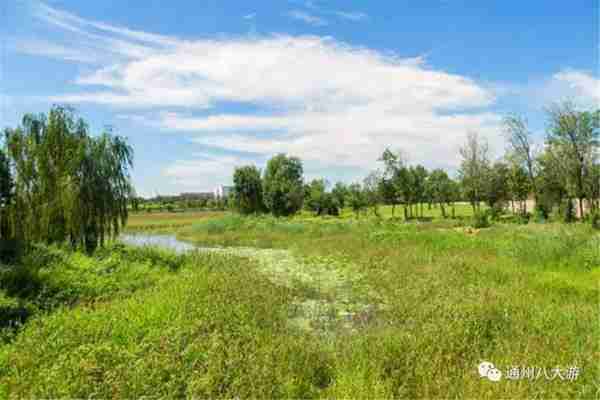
[2,106,134,252]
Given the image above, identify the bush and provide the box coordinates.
[488,204,504,221]
[590,212,600,230]
[516,212,531,225]
[472,210,490,228]
[533,204,548,223]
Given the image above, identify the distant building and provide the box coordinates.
[214,185,234,199]
[180,192,214,200]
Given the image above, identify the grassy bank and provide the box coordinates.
[1,210,598,398]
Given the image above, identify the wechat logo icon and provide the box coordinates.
[479,361,502,382]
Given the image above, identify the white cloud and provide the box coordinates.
[243,13,257,20]
[13,39,101,63]
[552,69,600,105]
[27,2,506,186]
[162,153,246,189]
[286,10,328,26]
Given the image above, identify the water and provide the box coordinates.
[119,233,380,334]
[120,233,197,253]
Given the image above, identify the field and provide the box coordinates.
[1,207,598,398]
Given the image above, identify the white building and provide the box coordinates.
[214,185,233,199]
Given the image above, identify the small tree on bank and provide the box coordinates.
[262,154,304,217]
[232,165,264,215]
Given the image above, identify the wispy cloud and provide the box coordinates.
[334,11,368,21]
[26,2,505,186]
[12,39,101,63]
[551,69,600,105]
[290,0,368,23]
[286,10,328,26]
[243,13,256,20]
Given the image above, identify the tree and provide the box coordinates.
[485,161,510,210]
[396,166,415,220]
[304,179,339,216]
[363,171,382,217]
[378,176,397,216]
[4,106,134,252]
[546,102,599,218]
[331,182,348,210]
[346,183,366,218]
[536,146,569,215]
[503,114,538,201]
[304,179,326,215]
[411,165,428,218]
[459,131,490,212]
[428,169,453,218]
[508,164,530,215]
[378,148,405,217]
[262,154,304,216]
[232,165,264,214]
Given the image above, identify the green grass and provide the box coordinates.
[126,210,225,232]
[1,210,598,398]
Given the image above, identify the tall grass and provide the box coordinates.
[1,212,598,398]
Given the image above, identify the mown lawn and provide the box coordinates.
[0,210,598,398]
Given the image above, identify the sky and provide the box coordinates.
[1,0,598,197]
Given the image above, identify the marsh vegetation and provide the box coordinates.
[0,104,598,398]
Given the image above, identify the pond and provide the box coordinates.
[120,233,197,253]
[119,233,381,334]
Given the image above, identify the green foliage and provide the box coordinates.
[533,203,549,223]
[471,210,490,228]
[508,164,530,208]
[459,131,490,211]
[1,213,598,398]
[262,154,304,217]
[304,179,339,216]
[485,162,510,209]
[3,106,133,252]
[590,211,600,230]
[232,165,264,215]
[488,204,504,221]
[0,150,12,240]
[563,200,576,223]
[331,182,348,209]
[346,183,366,218]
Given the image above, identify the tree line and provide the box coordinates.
[232,102,599,223]
[0,106,134,253]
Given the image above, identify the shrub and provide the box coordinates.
[590,211,600,230]
[472,210,490,228]
[516,212,531,225]
[488,204,504,221]
[533,204,548,223]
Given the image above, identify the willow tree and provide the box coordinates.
[3,106,133,252]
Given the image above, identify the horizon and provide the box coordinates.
[2,0,598,196]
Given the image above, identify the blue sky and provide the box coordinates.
[1,0,598,196]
